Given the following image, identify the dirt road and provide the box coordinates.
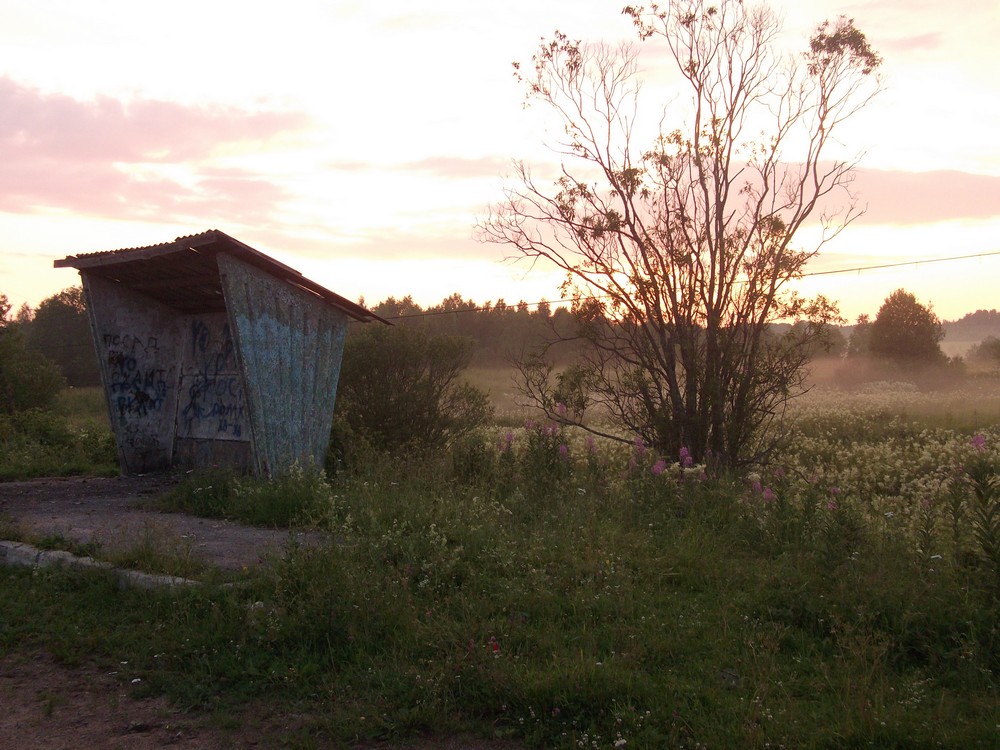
[0,475,318,571]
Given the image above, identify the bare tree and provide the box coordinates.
[479,0,881,467]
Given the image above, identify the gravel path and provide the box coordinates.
[0,475,323,571]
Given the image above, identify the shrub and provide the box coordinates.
[334,326,493,455]
[0,408,117,479]
[0,326,64,414]
[966,336,1000,370]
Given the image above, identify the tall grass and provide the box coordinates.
[4,405,1000,747]
[56,386,110,430]
[156,466,335,528]
[0,406,117,479]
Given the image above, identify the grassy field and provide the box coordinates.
[1,377,999,747]
[0,387,117,479]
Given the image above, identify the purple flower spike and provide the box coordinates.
[633,437,647,458]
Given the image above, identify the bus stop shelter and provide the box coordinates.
[55,230,385,476]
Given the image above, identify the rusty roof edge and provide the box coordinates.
[54,230,389,325]
[186,233,391,324]
[188,230,305,278]
[282,276,391,325]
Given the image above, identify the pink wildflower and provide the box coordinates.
[558,443,569,459]
[826,499,838,511]
[751,479,762,494]
[585,435,598,455]
[679,446,693,468]
[828,486,840,496]
[633,436,647,458]
[762,487,776,502]
[555,402,568,417]
[651,459,667,476]
[971,433,987,452]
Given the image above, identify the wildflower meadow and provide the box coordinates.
[2,382,999,748]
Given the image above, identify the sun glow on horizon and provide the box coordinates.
[1,0,998,323]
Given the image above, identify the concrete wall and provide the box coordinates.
[220,254,348,476]
[82,275,182,474]
[173,313,252,471]
[81,254,348,476]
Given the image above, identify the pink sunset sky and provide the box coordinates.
[1,0,998,322]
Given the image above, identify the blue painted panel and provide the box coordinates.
[219,254,348,476]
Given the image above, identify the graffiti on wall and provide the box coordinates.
[178,319,247,440]
[103,333,169,419]
[100,331,171,470]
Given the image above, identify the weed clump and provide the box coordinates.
[157,466,335,528]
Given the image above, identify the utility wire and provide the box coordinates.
[12,248,1000,329]
[802,249,1000,278]
[379,249,1000,321]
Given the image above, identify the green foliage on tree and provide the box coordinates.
[0,293,65,414]
[869,289,946,365]
[847,314,872,358]
[786,320,847,359]
[966,336,1000,369]
[333,326,493,457]
[23,286,100,387]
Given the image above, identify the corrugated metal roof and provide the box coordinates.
[55,229,387,322]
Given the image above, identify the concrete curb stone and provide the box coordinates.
[0,540,200,590]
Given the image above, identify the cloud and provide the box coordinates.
[879,31,942,53]
[0,76,309,221]
[401,156,513,179]
[852,169,1000,224]
[327,155,513,179]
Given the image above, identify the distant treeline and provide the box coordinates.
[942,309,1000,342]
[358,293,586,366]
[10,284,1000,389]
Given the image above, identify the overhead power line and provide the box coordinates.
[12,249,997,326]
[378,249,1000,321]
[802,249,1000,278]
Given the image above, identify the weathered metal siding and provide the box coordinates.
[173,313,252,471]
[82,275,182,474]
[219,254,348,476]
